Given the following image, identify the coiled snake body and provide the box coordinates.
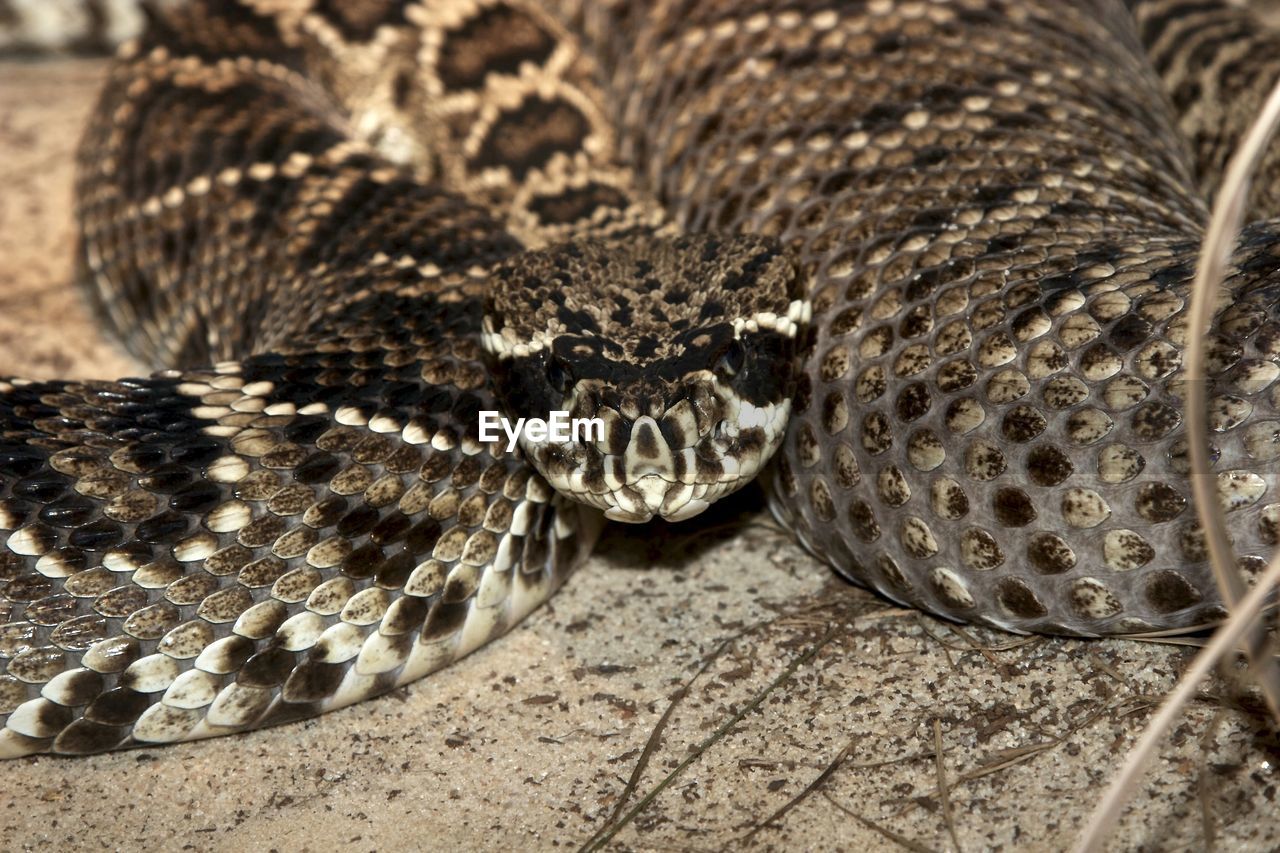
[2,0,1279,757]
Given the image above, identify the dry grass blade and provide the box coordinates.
[738,739,856,845]
[578,620,768,852]
[1197,709,1225,851]
[820,793,939,853]
[1072,545,1280,851]
[1072,72,1280,853]
[577,623,842,852]
[933,719,963,853]
[1182,74,1280,722]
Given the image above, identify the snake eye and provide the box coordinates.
[546,355,574,394]
[715,340,746,379]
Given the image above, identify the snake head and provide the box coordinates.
[482,233,809,523]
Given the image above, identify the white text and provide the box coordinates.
[479,410,605,452]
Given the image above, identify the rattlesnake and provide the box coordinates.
[1,0,1278,758]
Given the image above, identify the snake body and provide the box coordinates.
[1,0,1279,757]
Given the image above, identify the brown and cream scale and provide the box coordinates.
[1,0,1280,756]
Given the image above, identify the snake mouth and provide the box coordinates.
[519,397,790,523]
[605,474,709,522]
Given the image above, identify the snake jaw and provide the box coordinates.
[518,390,792,522]
[491,328,800,521]
[482,231,804,521]
[614,474,682,522]
[481,250,803,520]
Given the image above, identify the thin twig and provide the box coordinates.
[579,626,754,852]
[1182,70,1280,722]
[1197,710,1225,852]
[1072,66,1280,853]
[821,792,939,853]
[738,739,857,845]
[933,719,963,853]
[916,620,1042,656]
[955,742,1054,784]
[944,625,1005,667]
[578,623,843,852]
[1086,652,1130,688]
[1073,549,1280,851]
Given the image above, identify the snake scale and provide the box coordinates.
[1,0,1279,758]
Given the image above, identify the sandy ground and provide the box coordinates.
[1,57,1279,853]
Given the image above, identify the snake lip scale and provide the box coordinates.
[482,231,808,522]
[1,0,1279,758]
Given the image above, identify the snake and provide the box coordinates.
[1,0,1279,759]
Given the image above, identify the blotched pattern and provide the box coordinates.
[578,0,1280,633]
[4,0,1280,758]
[3,0,610,757]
